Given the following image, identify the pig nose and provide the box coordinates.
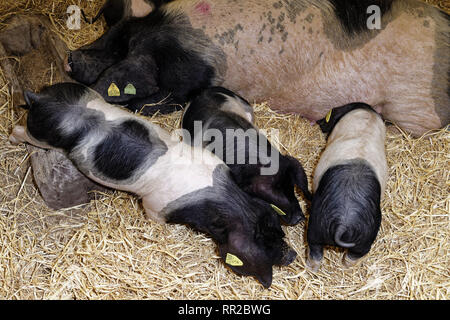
[64,52,73,73]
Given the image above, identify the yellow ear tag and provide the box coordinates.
[108,83,120,97]
[124,83,136,95]
[325,109,332,123]
[226,253,244,267]
[271,204,287,216]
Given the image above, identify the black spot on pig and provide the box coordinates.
[305,13,314,23]
[92,119,167,181]
[215,24,244,46]
[276,22,285,33]
[281,0,308,23]
[273,1,283,10]
[328,0,394,35]
[267,11,276,24]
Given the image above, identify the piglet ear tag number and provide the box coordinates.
[325,110,332,123]
[226,253,244,267]
[108,83,120,97]
[124,83,136,95]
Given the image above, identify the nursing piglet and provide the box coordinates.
[182,87,311,226]
[9,82,297,288]
[306,103,387,270]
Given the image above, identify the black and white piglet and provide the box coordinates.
[182,87,311,226]
[9,82,297,288]
[306,103,387,270]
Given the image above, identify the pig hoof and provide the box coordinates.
[342,254,359,268]
[306,256,321,272]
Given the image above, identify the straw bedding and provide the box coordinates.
[0,0,448,300]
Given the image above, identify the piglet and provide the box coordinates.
[306,103,388,270]
[182,87,311,226]
[9,82,297,288]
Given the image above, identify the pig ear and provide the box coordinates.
[286,156,312,201]
[24,91,41,107]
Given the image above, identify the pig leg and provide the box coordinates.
[9,126,52,150]
[306,244,323,271]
